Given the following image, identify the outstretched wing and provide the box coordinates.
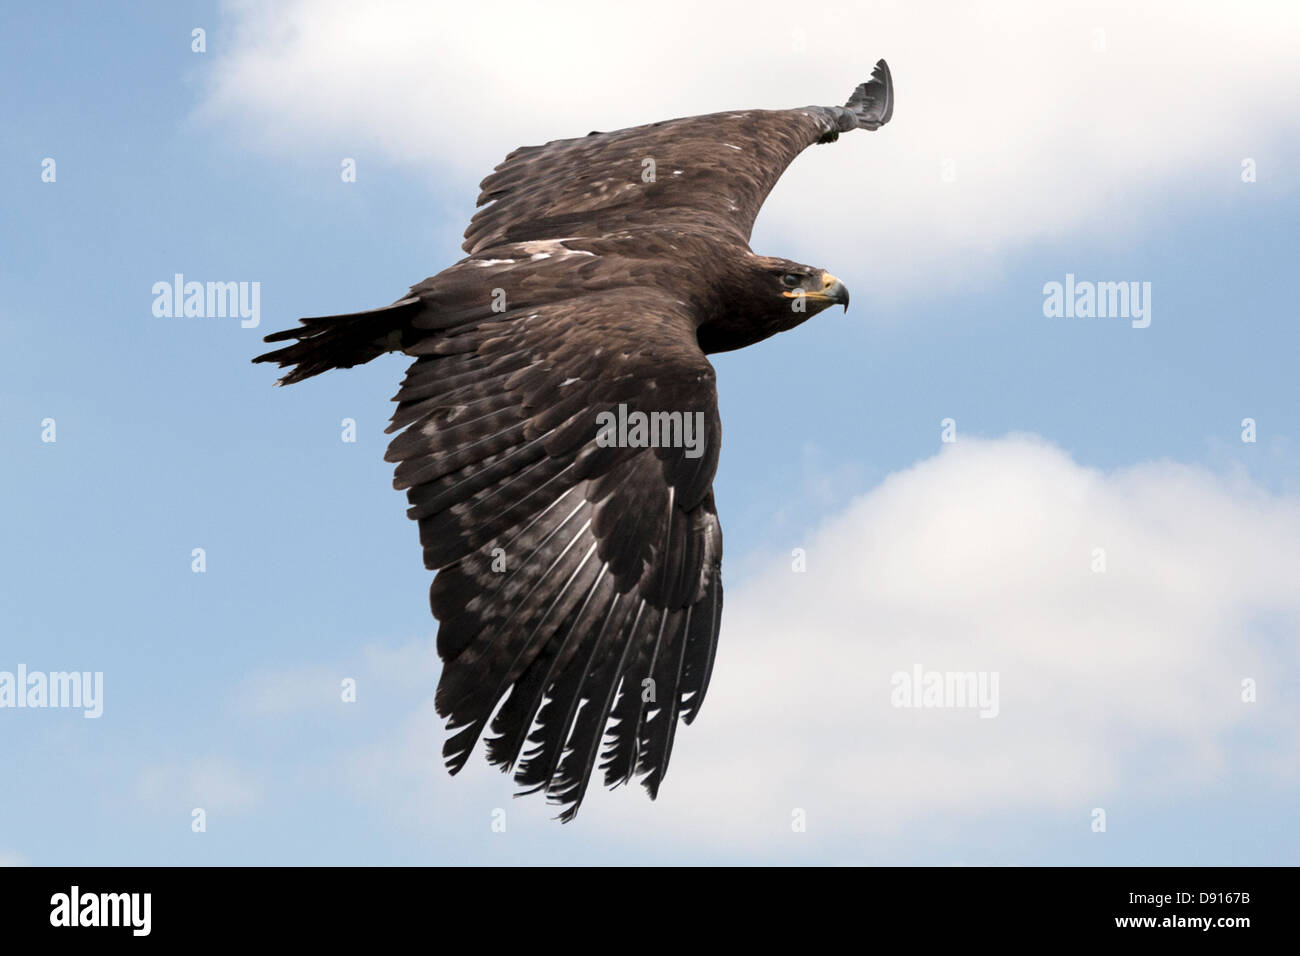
[256,64,895,819]
[386,288,723,820]
[464,60,894,252]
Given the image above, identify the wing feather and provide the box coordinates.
[463,60,893,251]
[390,292,726,817]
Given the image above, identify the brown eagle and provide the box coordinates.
[255,60,894,821]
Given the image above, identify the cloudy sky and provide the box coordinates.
[2,0,1297,865]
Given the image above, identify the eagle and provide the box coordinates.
[255,60,894,821]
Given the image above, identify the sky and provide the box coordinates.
[1,0,1297,865]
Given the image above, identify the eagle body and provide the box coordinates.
[256,61,894,820]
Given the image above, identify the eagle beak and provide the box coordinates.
[820,272,850,312]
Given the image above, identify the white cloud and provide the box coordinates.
[575,435,1300,846]
[258,436,1300,851]
[0,852,27,867]
[200,0,1300,293]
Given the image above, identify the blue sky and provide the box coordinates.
[2,1,1297,865]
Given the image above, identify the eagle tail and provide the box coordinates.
[252,297,423,386]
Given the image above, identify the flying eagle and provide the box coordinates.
[255,61,894,821]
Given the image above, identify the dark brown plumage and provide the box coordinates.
[254,60,894,821]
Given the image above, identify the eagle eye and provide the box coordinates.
[780,273,803,288]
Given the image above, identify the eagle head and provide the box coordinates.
[697,255,850,354]
[767,260,850,314]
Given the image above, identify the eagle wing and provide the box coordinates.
[463,60,894,251]
[385,286,723,820]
